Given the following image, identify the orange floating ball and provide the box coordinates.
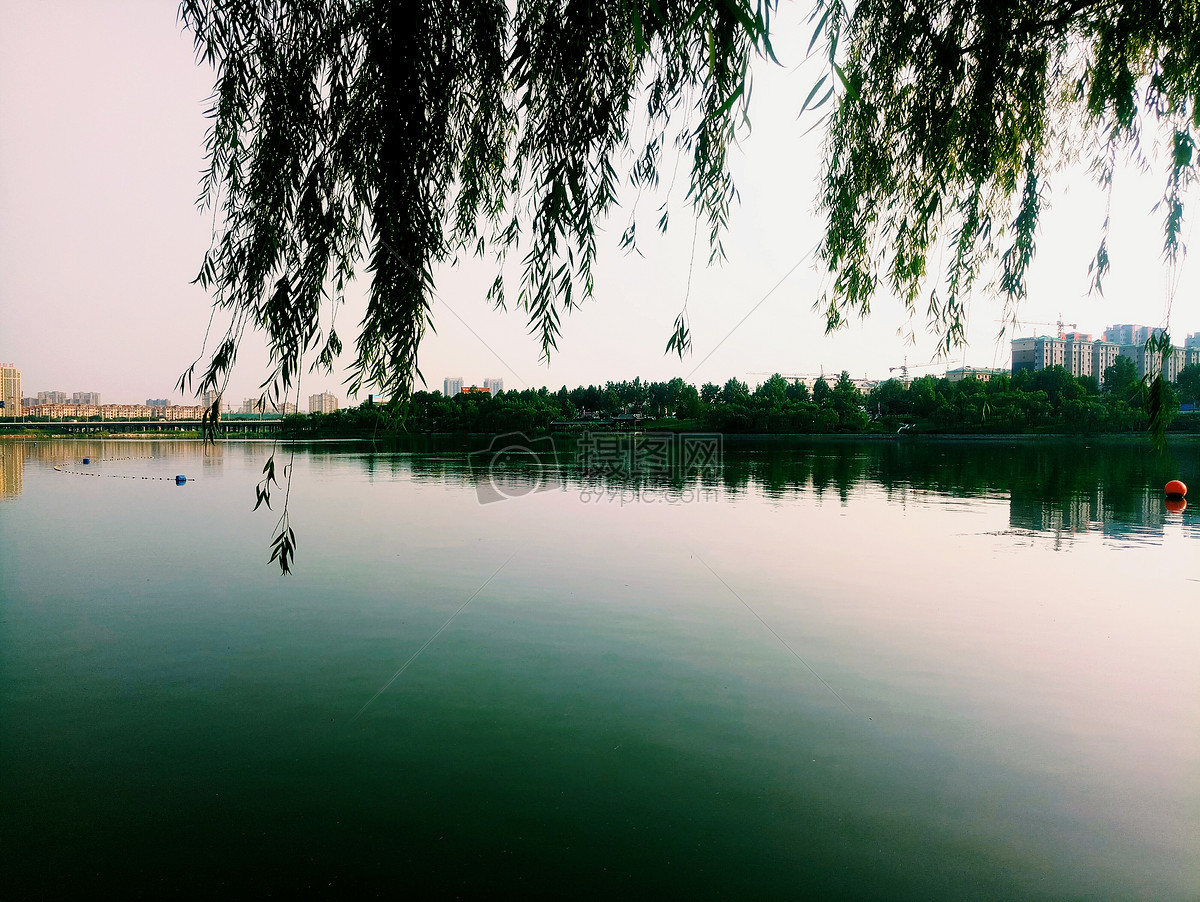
[1164,479,1187,498]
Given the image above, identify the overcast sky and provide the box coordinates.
[1,1,1195,405]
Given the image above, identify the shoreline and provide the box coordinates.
[5,431,1196,445]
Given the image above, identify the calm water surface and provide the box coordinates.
[1,437,1198,899]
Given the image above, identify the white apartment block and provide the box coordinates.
[1014,324,1196,386]
[444,377,464,396]
[483,378,504,395]
[309,392,339,414]
[0,364,21,417]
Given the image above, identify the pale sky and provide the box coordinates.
[1,1,1195,405]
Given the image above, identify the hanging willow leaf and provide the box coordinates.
[812,0,1200,352]
[179,0,772,400]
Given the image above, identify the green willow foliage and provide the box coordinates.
[813,0,1199,351]
[177,0,776,406]
[180,0,1197,409]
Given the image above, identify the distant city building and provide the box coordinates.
[1013,334,1126,382]
[1012,336,1065,372]
[1092,341,1121,379]
[1186,332,1200,349]
[239,398,295,415]
[1103,324,1163,346]
[72,391,100,405]
[146,398,169,407]
[1120,341,1187,383]
[308,392,339,414]
[22,403,208,420]
[945,366,1008,382]
[846,376,880,393]
[37,390,67,405]
[1061,333,1094,378]
[461,385,491,395]
[0,364,21,417]
[483,378,504,395]
[1013,323,1197,385]
[443,377,464,396]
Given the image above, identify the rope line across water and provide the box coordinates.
[53,455,193,482]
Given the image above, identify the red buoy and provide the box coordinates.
[1165,479,1187,498]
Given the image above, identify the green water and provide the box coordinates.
[1,437,1197,898]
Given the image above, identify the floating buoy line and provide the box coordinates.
[54,455,191,483]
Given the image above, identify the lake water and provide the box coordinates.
[1,436,1198,898]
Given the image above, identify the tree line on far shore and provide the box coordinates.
[277,359,1200,438]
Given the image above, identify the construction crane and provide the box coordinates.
[996,313,1078,336]
[887,358,941,380]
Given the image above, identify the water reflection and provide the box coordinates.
[0,442,24,499]
[7,437,1198,542]
[0,439,226,499]
[373,436,1199,546]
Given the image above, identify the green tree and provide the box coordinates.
[754,373,789,405]
[830,372,865,429]
[1175,363,1200,406]
[868,379,909,418]
[1103,356,1139,398]
[721,377,751,405]
[811,377,831,407]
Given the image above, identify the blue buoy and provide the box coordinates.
[175,475,187,485]
[82,458,90,464]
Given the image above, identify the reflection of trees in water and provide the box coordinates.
[371,436,1198,538]
[12,436,1192,538]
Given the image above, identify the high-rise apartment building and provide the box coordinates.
[72,392,100,405]
[1093,341,1121,379]
[199,389,225,412]
[1121,342,1187,382]
[146,398,170,407]
[1012,336,1066,372]
[444,377,464,397]
[1014,323,1195,386]
[0,364,21,417]
[1103,324,1141,346]
[1186,332,1200,349]
[309,392,339,414]
[483,378,504,395]
[240,398,295,415]
[37,390,67,405]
